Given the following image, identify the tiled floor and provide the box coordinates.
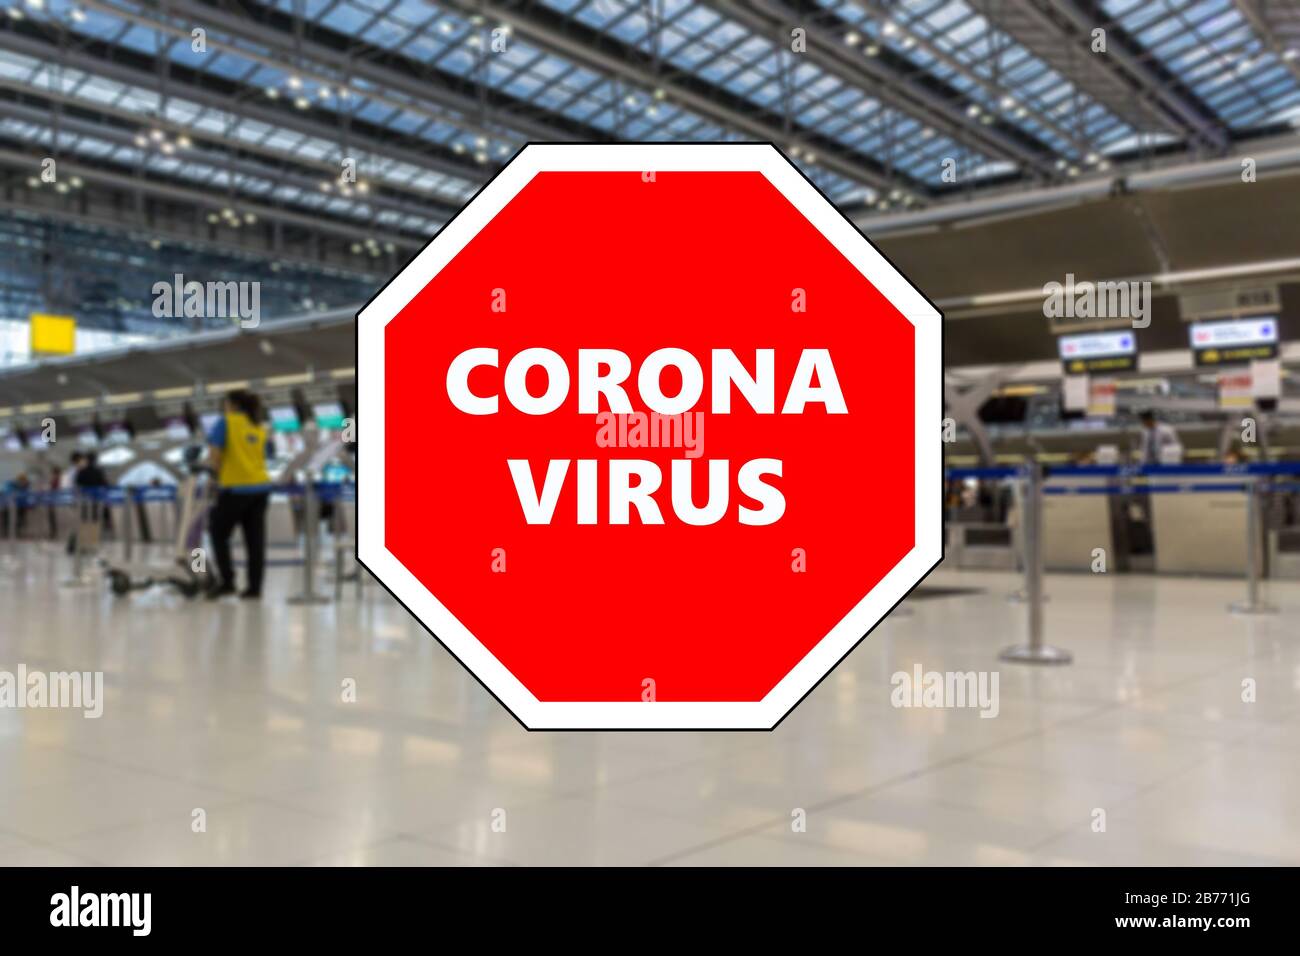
[1,543,1297,866]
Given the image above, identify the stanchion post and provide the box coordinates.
[122,489,134,564]
[353,489,364,602]
[288,481,330,605]
[1008,471,1048,604]
[63,491,88,586]
[999,461,1072,665]
[333,488,344,603]
[1230,475,1278,615]
[2,493,16,568]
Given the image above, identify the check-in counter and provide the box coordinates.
[1152,479,1254,576]
[268,496,298,547]
[138,498,176,545]
[947,521,1018,570]
[1270,527,1300,579]
[1042,478,1113,572]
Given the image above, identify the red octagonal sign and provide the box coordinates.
[357,144,942,730]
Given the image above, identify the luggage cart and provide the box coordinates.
[105,469,213,599]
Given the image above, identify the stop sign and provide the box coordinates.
[357,144,941,730]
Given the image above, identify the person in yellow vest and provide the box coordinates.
[206,390,272,599]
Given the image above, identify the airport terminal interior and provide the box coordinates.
[2,0,1300,866]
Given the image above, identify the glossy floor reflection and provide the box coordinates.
[2,544,1298,866]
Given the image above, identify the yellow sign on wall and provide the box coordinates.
[30,313,76,355]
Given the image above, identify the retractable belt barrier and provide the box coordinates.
[2,482,359,602]
[944,462,1293,661]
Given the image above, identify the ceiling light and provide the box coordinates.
[69,176,82,188]
[70,7,86,21]
[55,182,70,194]
[865,44,880,56]
[207,213,219,223]
[1000,95,1016,110]
[243,212,256,224]
[160,142,175,154]
[294,96,309,109]
[265,87,280,99]
[350,243,362,254]
[176,134,191,148]
[356,181,369,194]
[149,128,164,142]
[881,21,898,37]
[318,86,331,99]
[845,31,861,46]
[474,151,488,164]
[966,103,980,117]
[287,75,302,89]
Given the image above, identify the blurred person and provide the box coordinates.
[46,466,62,539]
[206,389,271,599]
[74,451,108,491]
[3,472,31,537]
[1136,410,1183,465]
[74,450,113,539]
[62,451,85,489]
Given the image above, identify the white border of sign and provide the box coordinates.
[357,143,942,730]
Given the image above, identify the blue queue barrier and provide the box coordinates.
[1,482,356,570]
[947,461,1300,482]
[944,461,1280,616]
